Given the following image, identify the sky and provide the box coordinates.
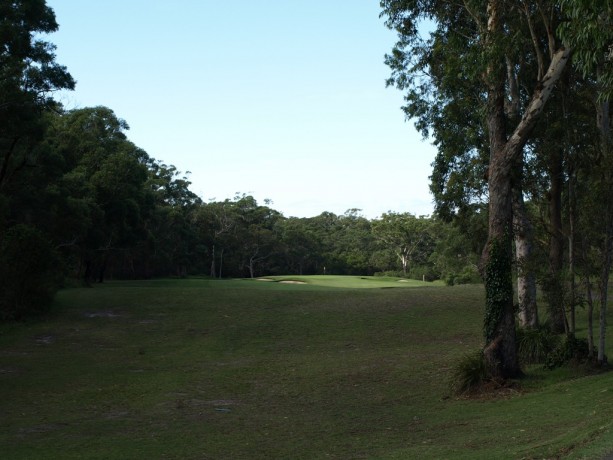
[44,0,437,219]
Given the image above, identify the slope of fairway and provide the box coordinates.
[0,278,612,459]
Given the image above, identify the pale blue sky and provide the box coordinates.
[45,0,436,218]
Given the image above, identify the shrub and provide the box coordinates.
[444,266,481,286]
[544,336,599,370]
[408,265,439,282]
[450,350,489,395]
[0,224,60,320]
[373,270,406,278]
[516,326,561,365]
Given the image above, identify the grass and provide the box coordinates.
[0,276,612,459]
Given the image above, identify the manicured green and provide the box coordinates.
[1,276,612,459]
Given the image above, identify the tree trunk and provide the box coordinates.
[581,234,596,357]
[568,173,576,335]
[83,257,92,287]
[210,245,216,278]
[481,1,569,379]
[97,251,110,283]
[513,183,538,328]
[249,258,255,279]
[482,0,520,378]
[0,137,19,191]
[598,237,611,364]
[483,152,519,378]
[548,149,566,333]
[597,86,611,365]
[586,276,595,359]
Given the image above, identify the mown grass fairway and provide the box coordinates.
[1,276,613,459]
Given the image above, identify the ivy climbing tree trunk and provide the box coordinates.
[481,0,571,379]
[483,157,519,378]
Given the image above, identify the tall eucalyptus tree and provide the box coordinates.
[381,0,570,377]
[558,0,613,364]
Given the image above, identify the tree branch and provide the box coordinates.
[522,1,545,81]
[505,46,572,160]
[0,137,20,190]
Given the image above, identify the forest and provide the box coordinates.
[0,99,485,313]
[0,1,485,321]
[2,0,613,383]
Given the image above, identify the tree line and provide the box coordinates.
[0,0,484,320]
[0,97,483,317]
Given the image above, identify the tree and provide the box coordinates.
[233,195,283,278]
[0,0,74,317]
[372,212,433,277]
[381,0,571,378]
[558,0,613,364]
[430,219,481,285]
[141,161,202,278]
[277,217,320,275]
[44,107,151,283]
[0,0,74,192]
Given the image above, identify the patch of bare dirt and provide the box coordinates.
[35,335,55,345]
[83,311,121,318]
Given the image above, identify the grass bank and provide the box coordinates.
[0,276,612,459]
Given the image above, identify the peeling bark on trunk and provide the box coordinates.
[400,253,408,276]
[513,183,538,328]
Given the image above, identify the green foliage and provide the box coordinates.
[373,270,406,278]
[430,215,483,285]
[0,224,59,319]
[516,326,561,365]
[408,265,439,282]
[0,0,75,190]
[544,336,600,370]
[444,266,481,286]
[450,350,489,395]
[539,269,568,329]
[372,212,435,276]
[558,0,613,100]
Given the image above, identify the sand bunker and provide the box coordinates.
[279,280,306,284]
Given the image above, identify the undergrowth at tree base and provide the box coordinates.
[451,335,610,398]
[544,336,606,370]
